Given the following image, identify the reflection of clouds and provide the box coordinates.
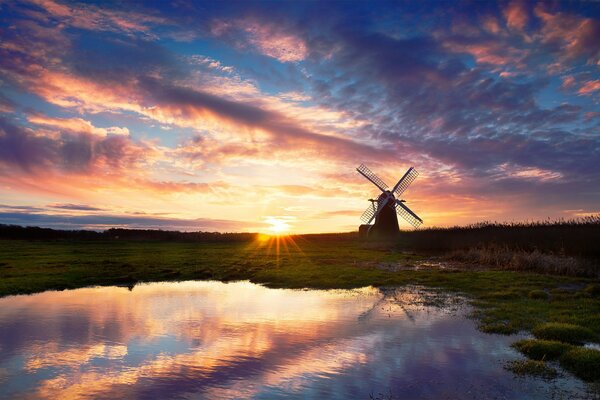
[25,343,128,372]
[0,282,589,399]
[35,334,274,399]
[0,282,386,399]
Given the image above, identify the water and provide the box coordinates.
[0,281,594,399]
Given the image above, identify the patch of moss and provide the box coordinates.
[505,359,558,379]
[528,290,549,300]
[512,339,573,360]
[532,322,596,344]
[560,347,600,382]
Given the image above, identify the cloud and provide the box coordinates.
[47,203,105,211]
[312,209,360,218]
[441,30,528,69]
[0,117,150,174]
[0,1,598,231]
[211,19,308,62]
[0,14,390,170]
[189,55,234,73]
[0,94,15,114]
[296,16,599,184]
[138,77,396,163]
[28,115,129,137]
[534,4,600,64]
[503,1,529,31]
[24,0,167,35]
[0,210,250,231]
[578,80,600,95]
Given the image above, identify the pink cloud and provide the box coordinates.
[243,22,308,62]
[503,1,528,31]
[561,75,576,89]
[535,5,600,64]
[28,115,129,137]
[0,115,155,183]
[481,16,502,34]
[26,0,166,34]
[443,40,526,67]
[578,80,600,95]
[211,19,308,62]
[5,60,393,182]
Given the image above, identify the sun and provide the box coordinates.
[265,216,293,235]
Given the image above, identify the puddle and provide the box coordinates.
[0,281,596,399]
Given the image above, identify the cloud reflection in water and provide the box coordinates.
[0,281,591,399]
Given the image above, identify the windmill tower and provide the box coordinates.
[356,164,423,239]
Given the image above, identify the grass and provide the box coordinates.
[532,323,597,345]
[505,359,558,379]
[446,246,596,277]
[512,339,574,360]
[512,338,600,381]
[585,284,600,297]
[0,235,599,382]
[528,289,550,300]
[560,348,600,382]
[395,216,600,259]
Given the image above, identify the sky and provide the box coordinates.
[0,0,598,234]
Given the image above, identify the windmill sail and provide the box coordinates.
[360,197,388,224]
[395,200,423,228]
[392,167,418,197]
[356,164,389,193]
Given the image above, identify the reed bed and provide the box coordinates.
[396,216,600,256]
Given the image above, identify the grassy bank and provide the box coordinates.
[1,235,599,381]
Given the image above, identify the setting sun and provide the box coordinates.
[265,216,294,234]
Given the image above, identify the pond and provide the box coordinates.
[0,281,594,399]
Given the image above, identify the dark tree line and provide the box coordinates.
[0,224,257,243]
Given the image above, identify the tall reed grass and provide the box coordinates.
[396,216,600,277]
[396,216,600,258]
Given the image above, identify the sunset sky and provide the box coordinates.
[0,0,598,234]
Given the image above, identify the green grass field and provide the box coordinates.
[1,236,599,380]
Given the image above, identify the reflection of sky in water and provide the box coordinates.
[0,281,593,399]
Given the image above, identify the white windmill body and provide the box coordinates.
[356,164,423,239]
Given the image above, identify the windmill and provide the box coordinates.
[356,164,423,239]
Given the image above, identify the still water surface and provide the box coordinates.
[0,281,594,399]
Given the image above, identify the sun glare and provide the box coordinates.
[265,216,293,235]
